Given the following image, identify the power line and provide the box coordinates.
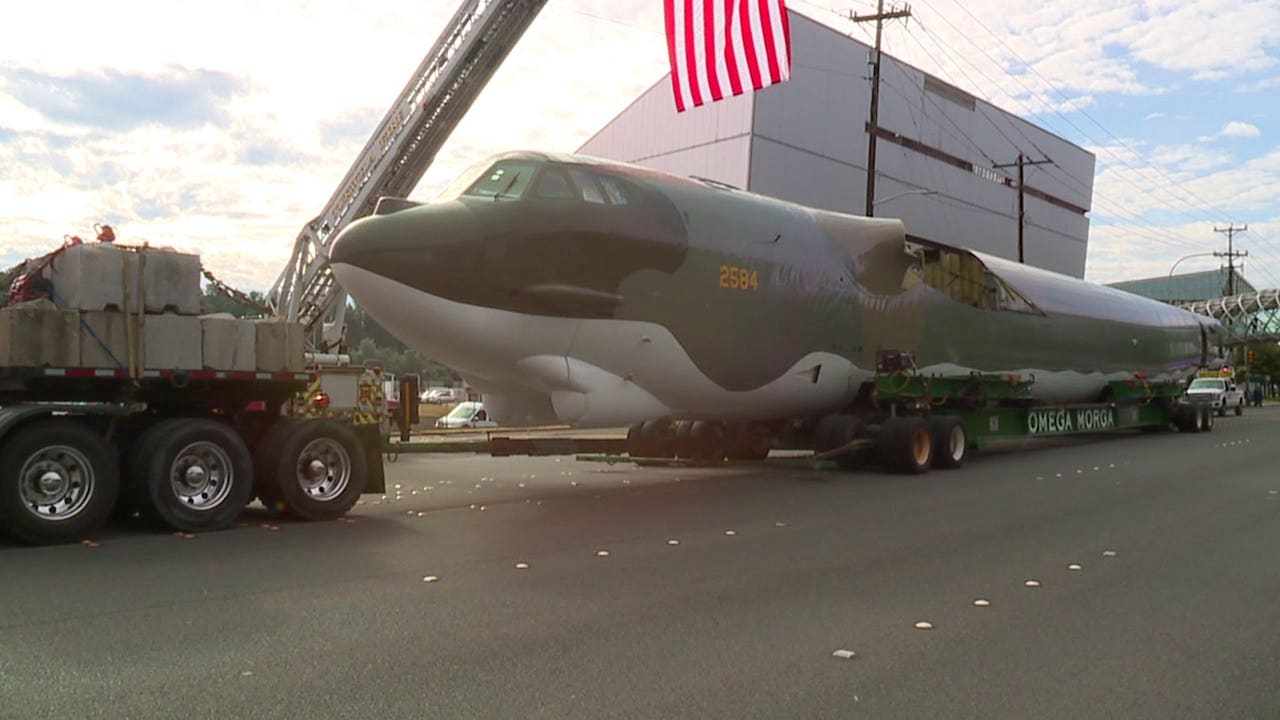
[907,0,1280,286]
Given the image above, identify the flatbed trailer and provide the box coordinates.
[575,371,1217,473]
[0,366,380,545]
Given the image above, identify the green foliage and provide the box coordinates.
[1246,341,1280,383]
[200,285,268,318]
[345,304,460,383]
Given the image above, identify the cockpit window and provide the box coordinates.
[568,168,607,204]
[532,168,576,200]
[463,160,541,200]
[916,247,1039,314]
[597,175,631,206]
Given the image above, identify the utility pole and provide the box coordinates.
[1213,224,1248,296]
[851,1,911,217]
[993,153,1052,263]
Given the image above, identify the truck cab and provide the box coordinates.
[1186,376,1244,417]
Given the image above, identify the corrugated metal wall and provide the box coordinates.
[579,11,1095,278]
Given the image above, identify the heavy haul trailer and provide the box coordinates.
[0,365,384,545]
[612,370,1216,473]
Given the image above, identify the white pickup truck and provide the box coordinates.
[1186,377,1245,417]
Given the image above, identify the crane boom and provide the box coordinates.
[268,0,550,352]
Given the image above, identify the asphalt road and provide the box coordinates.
[2,409,1279,719]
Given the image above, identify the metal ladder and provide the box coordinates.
[268,0,550,352]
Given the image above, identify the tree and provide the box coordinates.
[200,285,268,318]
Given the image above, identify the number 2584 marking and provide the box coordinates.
[719,265,759,291]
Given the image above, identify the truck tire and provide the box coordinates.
[830,416,869,471]
[725,421,771,461]
[0,420,118,545]
[814,415,843,454]
[1235,402,1244,416]
[688,421,726,461]
[1217,404,1226,417]
[130,418,254,532]
[1201,406,1215,432]
[878,416,932,474]
[929,416,967,469]
[253,418,301,511]
[260,420,368,521]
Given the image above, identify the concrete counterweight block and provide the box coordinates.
[79,311,136,369]
[144,313,203,370]
[41,243,140,312]
[0,300,80,367]
[140,249,202,315]
[41,244,202,315]
[201,315,256,372]
[254,319,306,373]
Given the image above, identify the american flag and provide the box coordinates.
[664,0,792,112]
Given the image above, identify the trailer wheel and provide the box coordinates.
[726,422,771,461]
[253,418,301,511]
[814,415,843,454]
[0,420,118,545]
[626,423,645,458]
[830,416,869,471]
[263,420,368,521]
[929,416,967,469]
[130,418,254,532]
[879,416,933,474]
[688,421,726,461]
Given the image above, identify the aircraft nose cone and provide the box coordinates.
[328,202,478,289]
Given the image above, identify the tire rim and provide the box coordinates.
[912,428,932,466]
[18,444,95,521]
[169,441,235,511]
[296,438,351,502]
[947,425,966,462]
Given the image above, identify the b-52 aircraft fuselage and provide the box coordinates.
[330,151,1223,428]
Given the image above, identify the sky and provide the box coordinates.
[1,0,1278,292]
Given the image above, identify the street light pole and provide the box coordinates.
[1168,252,1217,277]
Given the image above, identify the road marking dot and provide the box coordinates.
[422,575,439,583]
[515,563,529,570]
[1068,564,1082,571]
[1103,550,1117,557]
[1055,473,1063,478]
[668,539,680,545]
[775,522,787,527]
[1092,466,1099,471]
[416,512,426,517]
[1024,580,1041,588]
[832,649,857,660]
[915,621,934,630]
[596,550,610,557]
[724,530,737,536]
[973,599,991,607]
[240,671,253,677]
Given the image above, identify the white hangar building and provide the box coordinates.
[578,11,1095,278]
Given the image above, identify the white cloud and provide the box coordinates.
[3,0,1279,292]
[1220,121,1262,138]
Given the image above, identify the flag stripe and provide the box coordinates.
[665,0,791,112]
[664,1,686,112]
[702,0,723,101]
[722,0,744,96]
[683,0,704,108]
[759,0,783,84]
[739,0,763,91]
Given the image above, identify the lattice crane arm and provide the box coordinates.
[267,0,550,352]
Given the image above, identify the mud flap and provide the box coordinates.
[357,424,386,494]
